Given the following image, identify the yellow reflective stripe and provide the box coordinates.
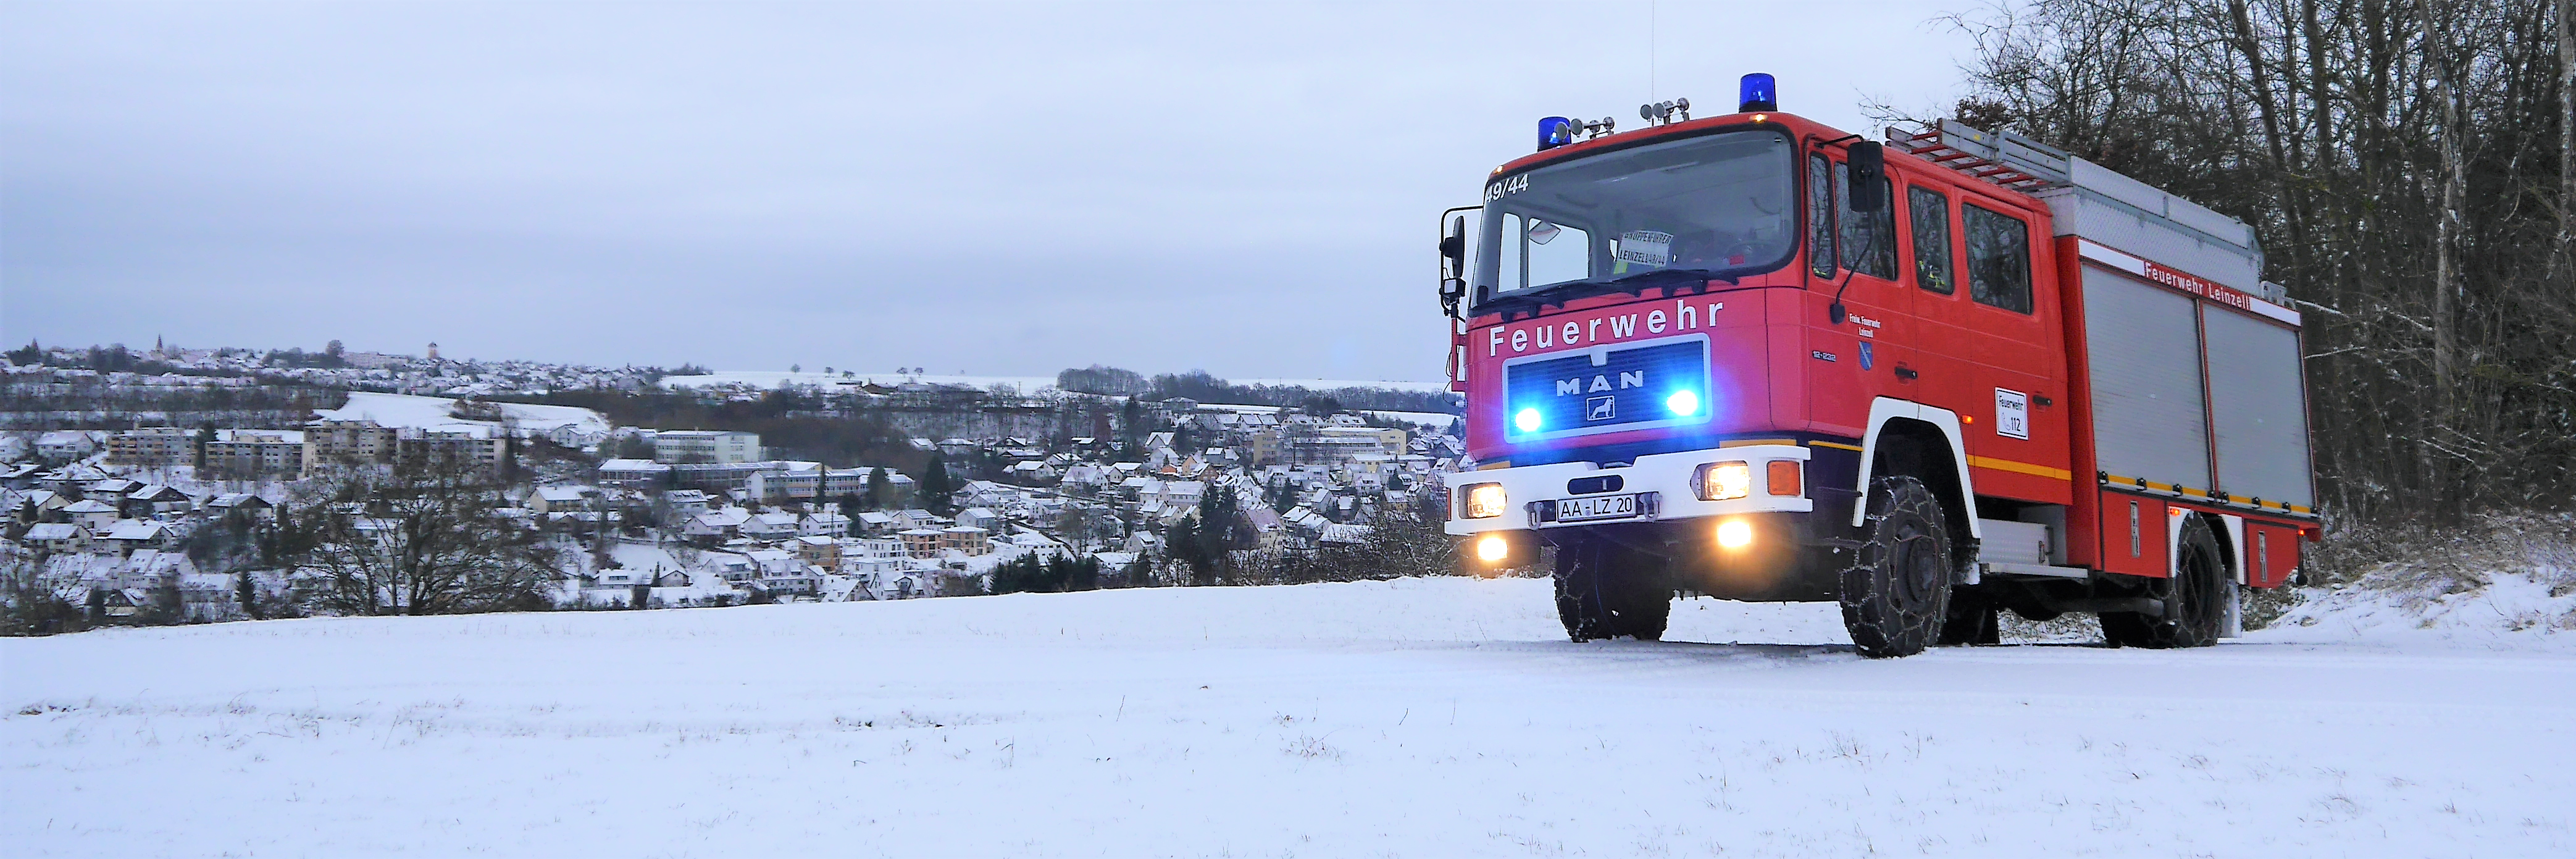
[1966,455,2072,481]
[2102,474,2319,517]
[1808,440,1865,451]
[1721,438,1800,448]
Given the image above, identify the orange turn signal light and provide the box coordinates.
[1766,460,1802,497]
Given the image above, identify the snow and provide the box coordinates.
[312,392,610,437]
[6,578,2572,857]
[659,371,1061,391]
[2265,568,2576,650]
[1363,409,1465,427]
[659,371,1453,394]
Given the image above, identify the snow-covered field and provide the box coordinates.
[312,392,609,437]
[6,577,2570,857]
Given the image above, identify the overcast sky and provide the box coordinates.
[2,1,1978,381]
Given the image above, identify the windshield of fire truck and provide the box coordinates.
[1473,128,1796,308]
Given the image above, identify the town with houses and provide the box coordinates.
[0,340,1468,627]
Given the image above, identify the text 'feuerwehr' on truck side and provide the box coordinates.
[1436,74,2319,656]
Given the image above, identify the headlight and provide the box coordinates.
[1462,483,1508,519]
[1693,461,1750,501]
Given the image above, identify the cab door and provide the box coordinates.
[1909,186,2071,505]
[1799,150,1915,438]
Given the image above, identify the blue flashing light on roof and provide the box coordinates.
[1537,116,1576,151]
[1738,73,1777,113]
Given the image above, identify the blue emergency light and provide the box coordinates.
[1738,73,1777,113]
[1537,116,1576,151]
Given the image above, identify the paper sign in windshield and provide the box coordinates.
[1616,230,1674,268]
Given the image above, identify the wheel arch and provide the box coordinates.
[2173,509,2246,585]
[1850,398,1981,540]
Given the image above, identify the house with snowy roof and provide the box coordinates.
[127,484,194,517]
[745,548,819,595]
[22,522,86,553]
[742,511,800,542]
[792,534,840,570]
[62,499,119,534]
[696,551,758,584]
[101,520,171,555]
[684,508,751,542]
[83,478,141,504]
[853,509,898,535]
[955,480,1018,508]
[1059,464,1111,493]
[800,509,850,537]
[524,485,596,514]
[662,489,711,521]
[35,430,98,461]
[203,493,272,521]
[953,507,1000,529]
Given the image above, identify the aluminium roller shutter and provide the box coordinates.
[2082,266,2210,487]
[2202,305,2314,508]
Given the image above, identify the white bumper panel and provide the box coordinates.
[1445,444,1813,535]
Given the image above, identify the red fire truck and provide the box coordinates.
[1437,75,2319,656]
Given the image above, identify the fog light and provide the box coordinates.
[1716,519,1753,548]
[1694,461,1750,501]
[1463,483,1508,519]
[1475,534,1510,563]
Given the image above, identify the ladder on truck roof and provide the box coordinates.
[1885,119,2072,192]
[1889,119,2281,304]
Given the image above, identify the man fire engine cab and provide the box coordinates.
[1439,74,2319,657]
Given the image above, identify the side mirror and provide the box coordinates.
[1436,208,1477,317]
[1847,141,1887,212]
[1439,216,1467,271]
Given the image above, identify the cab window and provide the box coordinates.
[1836,163,1896,279]
[1963,203,2032,313]
[1806,154,1835,277]
[1908,186,1954,295]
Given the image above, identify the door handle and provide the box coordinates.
[1894,366,1920,382]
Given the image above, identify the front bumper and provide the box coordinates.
[1444,444,1813,535]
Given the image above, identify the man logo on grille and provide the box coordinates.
[1586,396,1616,421]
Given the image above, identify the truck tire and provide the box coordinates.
[1840,476,1956,658]
[1553,535,1670,642]
[2100,514,2227,648]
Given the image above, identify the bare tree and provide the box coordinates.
[291,459,563,616]
[1947,0,2574,522]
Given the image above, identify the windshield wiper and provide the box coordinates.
[1605,267,1739,291]
[1477,267,1739,319]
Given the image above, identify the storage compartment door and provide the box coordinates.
[2081,266,2210,488]
[2201,306,2314,509]
[2242,521,2302,588]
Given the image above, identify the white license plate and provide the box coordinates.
[1555,494,1639,522]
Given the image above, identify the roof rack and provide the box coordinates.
[1885,119,2072,191]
